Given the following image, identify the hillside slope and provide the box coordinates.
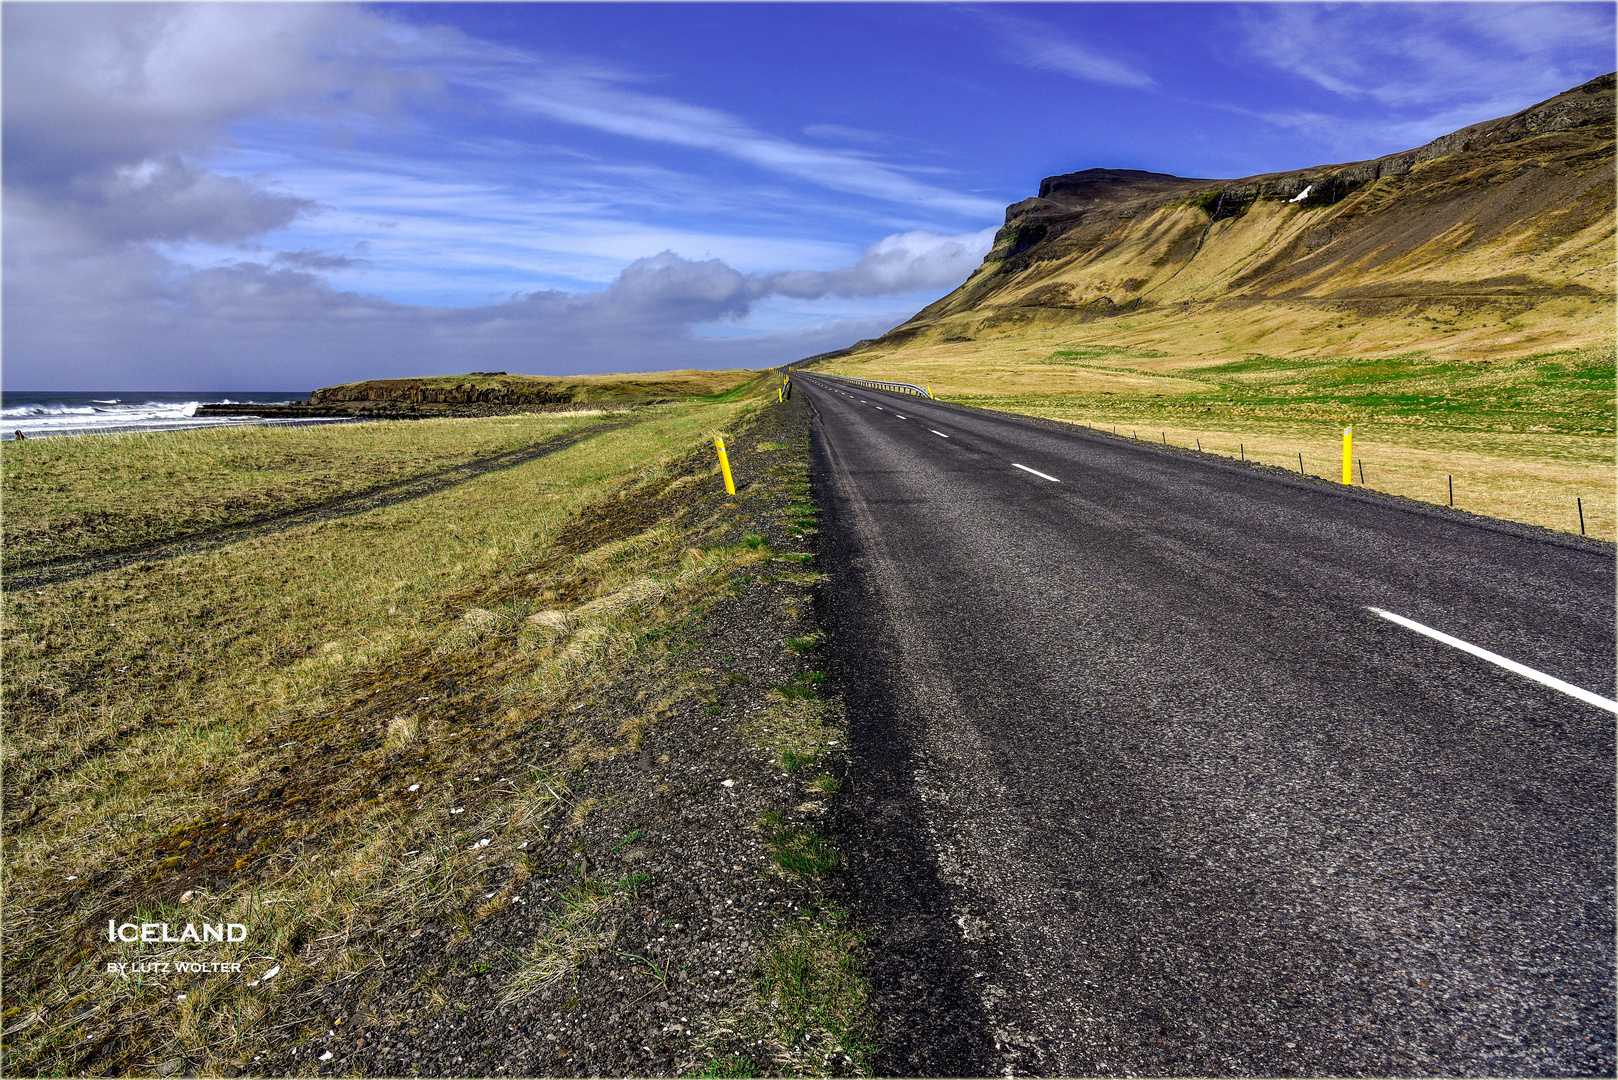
[872,73,1613,361]
[810,75,1614,541]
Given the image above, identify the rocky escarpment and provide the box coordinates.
[309,374,575,407]
[195,370,767,420]
[881,73,1614,356]
[1001,72,1613,237]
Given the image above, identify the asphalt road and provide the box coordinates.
[799,375,1616,1077]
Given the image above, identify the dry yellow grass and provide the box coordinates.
[1,410,618,569]
[1,399,774,1075]
[995,408,1613,539]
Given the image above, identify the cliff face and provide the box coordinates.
[880,74,1614,358]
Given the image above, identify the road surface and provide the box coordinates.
[799,374,1615,1076]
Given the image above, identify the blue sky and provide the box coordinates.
[4,2,1613,391]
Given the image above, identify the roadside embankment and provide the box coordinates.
[2,388,868,1077]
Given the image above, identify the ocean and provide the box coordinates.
[0,391,346,440]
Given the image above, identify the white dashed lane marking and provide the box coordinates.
[1012,463,1061,483]
[931,430,950,438]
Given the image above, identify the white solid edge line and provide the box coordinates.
[1012,463,1061,483]
[1367,606,1618,714]
[931,430,950,438]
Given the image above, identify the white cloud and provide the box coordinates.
[4,220,983,387]
[766,228,996,300]
[1,2,444,263]
[490,68,1003,218]
[2,3,437,187]
[2,4,1001,389]
[2,247,919,390]
[975,10,1155,90]
[1244,3,1611,111]
[82,155,316,245]
[802,123,893,146]
[192,140,866,298]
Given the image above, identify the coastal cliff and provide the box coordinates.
[308,369,762,408]
[308,374,574,407]
[196,369,766,419]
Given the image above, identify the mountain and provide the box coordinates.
[863,74,1614,362]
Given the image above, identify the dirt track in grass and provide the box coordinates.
[5,419,646,591]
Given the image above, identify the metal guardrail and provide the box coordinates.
[805,371,932,399]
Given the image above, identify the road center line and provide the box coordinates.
[895,415,906,420]
[931,430,950,438]
[1366,606,1618,713]
[1012,463,1061,483]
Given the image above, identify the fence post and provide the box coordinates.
[714,436,736,495]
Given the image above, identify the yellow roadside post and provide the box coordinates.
[1342,425,1353,484]
[714,435,736,495]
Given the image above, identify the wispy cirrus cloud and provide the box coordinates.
[973,9,1155,90]
[1243,2,1611,111]
[1252,102,1515,160]
[486,67,1003,218]
[802,123,892,147]
[190,137,874,304]
[1230,2,1614,159]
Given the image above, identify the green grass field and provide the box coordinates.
[1,411,620,570]
[1016,346,1615,435]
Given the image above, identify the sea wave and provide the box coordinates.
[1,396,326,440]
[3,400,202,420]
